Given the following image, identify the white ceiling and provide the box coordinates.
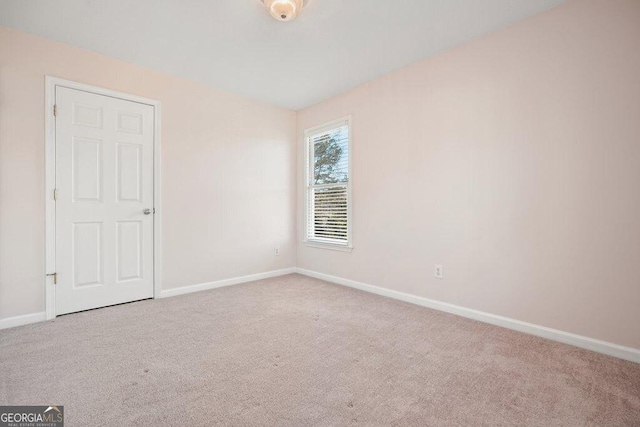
[0,0,566,110]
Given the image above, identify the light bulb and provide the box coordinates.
[263,0,305,22]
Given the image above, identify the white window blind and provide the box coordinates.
[306,118,351,247]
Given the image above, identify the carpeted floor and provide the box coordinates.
[1,274,639,426]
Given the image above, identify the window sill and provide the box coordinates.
[303,241,353,252]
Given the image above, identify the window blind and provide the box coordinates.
[306,122,350,245]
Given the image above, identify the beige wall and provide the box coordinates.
[0,27,297,319]
[297,0,640,349]
[2,0,639,350]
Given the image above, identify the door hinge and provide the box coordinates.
[47,272,57,285]
[53,104,57,116]
[53,188,59,201]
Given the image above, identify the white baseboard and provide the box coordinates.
[295,268,640,364]
[4,268,638,364]
[0,312,47,330]
[160,267,297,299]
[1,268,296,329]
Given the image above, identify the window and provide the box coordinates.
[305,117,352,250]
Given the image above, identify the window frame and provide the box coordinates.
[304,116,353,252]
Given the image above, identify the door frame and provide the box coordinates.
[44,76,163,320]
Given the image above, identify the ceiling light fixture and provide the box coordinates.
[260,0,308,22]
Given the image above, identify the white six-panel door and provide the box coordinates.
[55,87,154,315]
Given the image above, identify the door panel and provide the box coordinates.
[117,221,142,282]
[56,87,154,315]
[73,137,103,202]
[116,143,142,202]
[72,103,103,128]
[73,222,103,287]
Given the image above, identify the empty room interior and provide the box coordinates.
[1,0,639,425]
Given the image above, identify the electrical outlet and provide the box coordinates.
[434,265,444,279]
[274,247,280,256]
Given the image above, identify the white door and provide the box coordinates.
[55,87,155,315]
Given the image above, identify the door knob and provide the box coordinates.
[143,208,152,215]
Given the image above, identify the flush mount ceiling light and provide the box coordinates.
[260,0,309,22]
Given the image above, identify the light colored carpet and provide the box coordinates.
[1,274,639,426]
